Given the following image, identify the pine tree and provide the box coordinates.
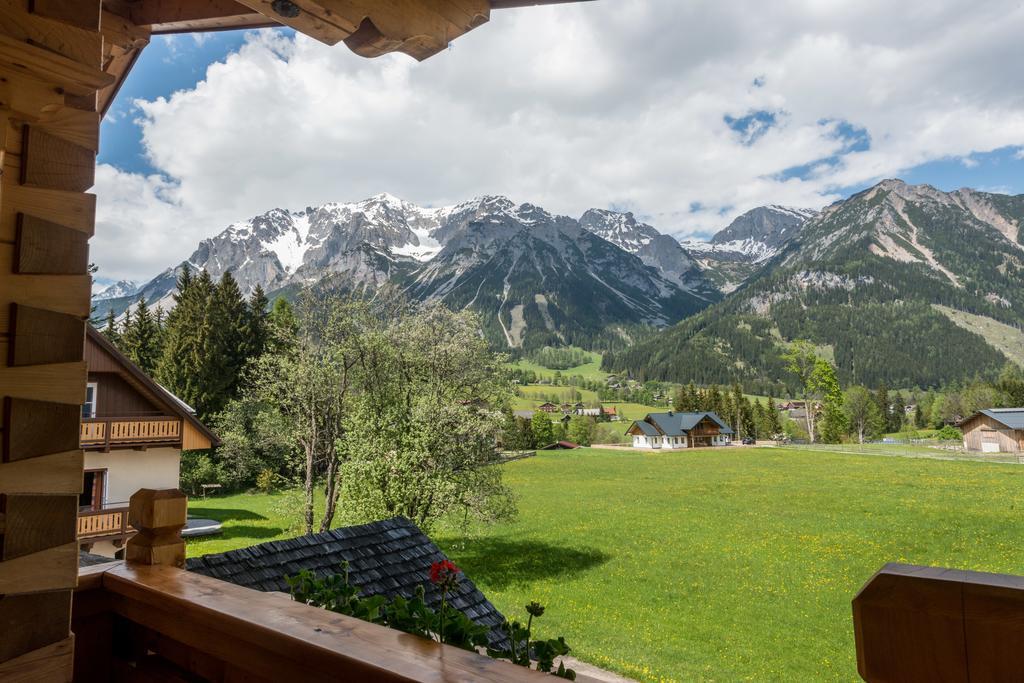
[685,382,698,411]
[244,284,270,361]
[891,393,906,433]
[706,385,722,415]
[914,403,925,428]
[157,268,214,417]
[198,271,248,418]
[101,309,121,346]
[122,297,162,374]
[766,397,782,435]
[874,384,891,434]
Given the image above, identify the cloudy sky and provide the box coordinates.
[94,0,1024,283]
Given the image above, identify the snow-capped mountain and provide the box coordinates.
[680,205,818,291]
[93,279,139,301]
[94,194,722,349]
[404,200,716,347]
[578,209,719,299]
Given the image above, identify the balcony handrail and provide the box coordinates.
[75,562,587,682]
[77,505,132,539]
[80,416,183,449]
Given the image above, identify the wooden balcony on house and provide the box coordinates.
[80,417,183,451]
[78,506,132,543]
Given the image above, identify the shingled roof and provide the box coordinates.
[976,408,1024,430]
[628,411,734,437]
[186,517,509,649]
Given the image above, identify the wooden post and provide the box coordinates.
[0,1,109,679]
[125,489,187,568]
[853,562,1024,682]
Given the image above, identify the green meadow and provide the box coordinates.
[186,447,1024,681]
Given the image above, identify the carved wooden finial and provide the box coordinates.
[125,489,187,568]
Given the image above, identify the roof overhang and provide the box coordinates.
[98,0,594,116]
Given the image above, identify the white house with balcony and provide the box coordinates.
[626,411,733,449]
[79,327,218,557]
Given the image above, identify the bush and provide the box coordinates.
[256,468,285,492]
[179,451,225,497]
[936,425,963,441]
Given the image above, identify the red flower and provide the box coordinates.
[430,559,460,585]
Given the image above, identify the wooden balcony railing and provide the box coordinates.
[70,489,597,683]
[80,417,182,450]
[78,507,131,540]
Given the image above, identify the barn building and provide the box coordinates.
[960,409,1024,453]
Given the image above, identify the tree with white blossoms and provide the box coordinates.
[334,295,516,530]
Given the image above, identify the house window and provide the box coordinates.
[80,469,106,511]
[83,382,98,418]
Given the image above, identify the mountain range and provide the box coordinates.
[96,180,1024,389]
[607,180,1024,391]
[94,194,736,349]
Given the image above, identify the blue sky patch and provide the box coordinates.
[724,110,779,146]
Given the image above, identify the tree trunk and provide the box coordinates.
[320,441,341,533]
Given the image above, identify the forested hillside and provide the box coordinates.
[607,180,1024,391]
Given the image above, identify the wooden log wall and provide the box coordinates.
[0,1,111,679]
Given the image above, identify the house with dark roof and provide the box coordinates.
[960,408,1024,453]
[187,517,510,649]
[625,411,733,449]
[79,327,218,558]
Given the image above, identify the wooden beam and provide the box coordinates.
[30,0,101,30]
[0,184,96,241]
[8,304,85,366]
[0,591,73,662]
[13,214,90,274]
[0,542,78,593]
[121,0,274,34]
[1,494,79,560]
[0,3,104,68]
[0,33,112,96]
[0,635,74,683]
[20,124,95,192]
[0,450,84,493]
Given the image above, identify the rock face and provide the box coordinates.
[608,180,1024,391]
[96,194,721,349]
[680,205,818,292]
[578,209,719,299]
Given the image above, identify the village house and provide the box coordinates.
[537,401,560,413]
[79,327,217,557]
[603,406,620,421]
[960,408,1024,453]
[626,411,733,449]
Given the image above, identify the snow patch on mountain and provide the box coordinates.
[93,279,140,300]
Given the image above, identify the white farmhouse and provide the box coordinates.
[626,411,733,449]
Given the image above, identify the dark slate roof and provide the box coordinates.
[186,516,509,649]
[630,420,660,437]
[978,408,1024,430]
[645,411,734,436]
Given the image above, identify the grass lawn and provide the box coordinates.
[184,448,1024,681]
[507,351,607,382]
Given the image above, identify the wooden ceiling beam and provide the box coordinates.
[102,0,276,34]
[233,0,490,60]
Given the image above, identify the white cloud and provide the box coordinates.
[94,0,1024,281]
